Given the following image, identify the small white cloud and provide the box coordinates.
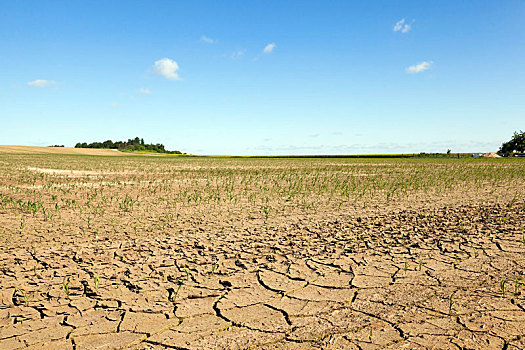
[138,88,151,94]
[406,61,433,74]
[263,43,276,53]
[27,79,56,88]
[393,19,412,33]
[107,103,120,109]
[152,58,181,80]
[231,49,246,59]
[201,35,215,44]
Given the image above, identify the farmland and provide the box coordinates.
[0,148,524,349]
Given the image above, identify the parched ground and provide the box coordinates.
[0,153,524,349]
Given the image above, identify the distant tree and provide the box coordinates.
[498,131,525,156]
[102,140,115,149]
[446,149,451,155]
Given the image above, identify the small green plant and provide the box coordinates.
[15,287,28,306]
[368,328,373,342]
[514,277,521,295]
[448,291,457,315]
[169,283,183,302]
[119,194,135,212]
[211,262,218,274]
[261,205,270,219]
[94,276,99,290]
[501,279,507,297]
[62,278,70,297]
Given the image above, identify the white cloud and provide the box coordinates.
[201,35,215,44]
[107,103,120,109]
[231,49,246,59]
[406,61,433,74]
[138,88,151,94]
[27,79,56,88]
[152,58,181,80]
[393,19,411,33]
[263,43,276,53]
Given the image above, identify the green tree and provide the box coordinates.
[498,131,525,156]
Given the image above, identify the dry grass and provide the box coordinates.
[0,145,127,156]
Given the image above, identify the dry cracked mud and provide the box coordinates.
[0,154,524,349]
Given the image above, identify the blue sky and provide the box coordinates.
[1,1,524,155]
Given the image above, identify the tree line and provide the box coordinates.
[74,137,182,154]
[498,131,525,156]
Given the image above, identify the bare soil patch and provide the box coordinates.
[27,167,113,177]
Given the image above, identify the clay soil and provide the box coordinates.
[0,151,524,349]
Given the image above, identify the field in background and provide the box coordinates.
[0,152,524,349]
[0,145,127,156]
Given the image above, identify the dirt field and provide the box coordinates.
[0,146,127,156]
[0,151,524,349]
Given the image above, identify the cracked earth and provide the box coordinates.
[0,155,524,349]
